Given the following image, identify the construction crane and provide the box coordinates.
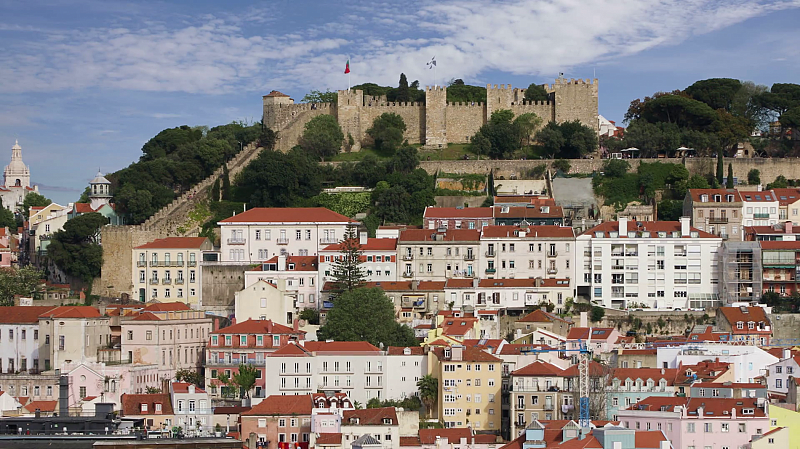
[521,340,593,429]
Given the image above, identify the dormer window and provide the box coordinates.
[444,348,452,359]
[289,263,295,270]
[383,418,392,424]
[403,347,411,355]
[737,322,744,330]
[748,322,754,330]
[727,195,734,202]
[350,418,359,425]
[155,403,162,412]
[701,195,709,203]
[140,403,148,412]
[714,195,721,202]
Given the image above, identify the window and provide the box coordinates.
[721,423,729,433]
[687,423,695,433]
[739,423,746,433]
[704,423,712,432]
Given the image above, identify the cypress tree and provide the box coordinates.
[726,163,734,188]
[221,164,231,201]
[397,73,410,103]
[210,178,220,202]
[716,151,724,186]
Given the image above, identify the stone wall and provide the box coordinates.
[201,264,249,315]
[445,102,485,143]
[434,196,488,208]
[770,314,800,341]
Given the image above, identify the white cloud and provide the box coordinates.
[0,0,798,95]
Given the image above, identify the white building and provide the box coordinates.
[235,279,298,325]
[244,255,319,309]
[657,343,778,383]
[396,229,481,281]
[575,217,723,309]
[319,235,397,286]
[218,207,355,263]
[384,346,427,401]
[265,341,426,405]
[0,306,55,373]
[443,278,572,312]
[479,225,575,280]
[132,237,213,306]
[764,349,798,394]
[741,190,780,229]
[170,381,212,434]
[0,140,38,211]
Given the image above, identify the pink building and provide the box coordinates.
[566,327,622,355]
[617,396,770,449]
[63,361,161,411]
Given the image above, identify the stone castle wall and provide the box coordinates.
[445,102,485,143]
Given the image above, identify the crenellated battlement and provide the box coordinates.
[426,86,446,92]
[446,102,484,107]
[362,101,423,108]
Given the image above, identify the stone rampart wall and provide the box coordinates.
[445,103,485,143]
[357,103,425,145]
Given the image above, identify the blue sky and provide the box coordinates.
[1,0,799,205]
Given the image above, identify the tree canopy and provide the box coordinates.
[317,287,418,347]
[233,147,322,208]
[302,90,338,103]
[299,115,344,161]
[524,83,550,102]
[47,212,108,283]
[535,120,597,159]
[330,225,367,294]
[22,192,51,219]
[0,266,43,306]
[366,113,407,153]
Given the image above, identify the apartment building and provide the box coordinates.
[132,237,213,306]
[658,346,774,385]
[716,306,772,345]
[429,345,502,432]
[423,207,493,230]
[683,188,743,240]
[765,349,800,394]
[244,255,319,309]
[27,203,70,265]
[319,236,398,285]
[235,279,298,325]
[575,217,723,309]
[741,190,780,229]
[340,407,402,449]
[0,306,55,373]
[206,319,305,398]
[241,394,313,449]
[744,221,800,241]
[479,225,575,280]
[218,207,355,263]
[605,368,679,421]
[759,241,800,296]
[38,306,110,370]
[772,187,800,223]
[120,392,175,430]
[169,381,212,433]
[493,201,564,226]
[397,229,481,281]
[443,278,572,312]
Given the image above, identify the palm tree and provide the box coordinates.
[417,375,438,418]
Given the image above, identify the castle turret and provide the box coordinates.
[4,140,30,189]
[262,90,295,130]
[89,171,112,210]
[425,86,447,148]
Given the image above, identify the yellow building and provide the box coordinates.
[131,237,213,306]
[428,344,501,432]
[767,403,800,448]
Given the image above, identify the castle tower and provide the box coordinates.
[425,86,447,148]
[337,89,365,152]
[485,84,515,119]
[552,78,599,132]
[262,90,294,130]
[89,171,113,210]
[4,140,30,189]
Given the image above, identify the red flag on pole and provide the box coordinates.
[344,59,350,74]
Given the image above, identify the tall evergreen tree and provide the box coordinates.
[716,151,724,186]
[221,164,231,200]
[210,178,220,202]
[726,163,735,188]
[396,73,411,102]
[331,224,366,294]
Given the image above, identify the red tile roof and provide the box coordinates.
[566,327,616,340]
[771,188,800,205]
[264,90,290,97]
[740,190,777,202]
[423,207,493,219]
[131,311,162,321]
[73,203,97,214]
[322,238,397,251]
[0,306,56,324]
[630,396,766,417]
[609,368,678,385]
[441,317,477,336]
[759,241,800,250]
[219,208,354,224]
[39,306,102,319]
[445,278,570,289]
[316,433,343,445]
[634,431,669,449]
[135,237,210,249]
[121,393,173,416]
[717,306,771,334]
[386,346,425,355]
[419,428,472,445]
[171,382,206,393]
[213,406,251,415]
[243,394,312,416]
[481,225,574,238]
[500,344,546,355]
[399,436,420,446]
[251,255,318,271]
[676,361,731,384]
[302,341,382,353]
[512,360,564,376]
[269,343,311,356]
[142,302,192,312]
[518,309,571,324]
[343,407,398,425]
[23,400,57,413]
[212,319,302,336]
[399,229,480,242]
[582,220,717,238]
[431,346,501,363]
[688,189,743,203]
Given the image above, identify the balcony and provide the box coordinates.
[149,278,159,285]
[463,254,475,261]
[547,268,558,274]
[227,238,246,245]
[276,237,289,245]
[320,238,339,245]
[547,251,558,258]
[137,261,147,267]
[323,301,334,309]
[188,260,197,267]
[611,265,624,270]
[583,251,591,257]
[164,261,184,267]
[485,268,497,274]
[162,279,172,285]
[544,404,555,411]
[708,217,728,224]
[485,251,496,258]
[402,271,414,278]
[754,213,770,219]
[403,254,414,261]
[175,278,185,284]
[625,252,639,257]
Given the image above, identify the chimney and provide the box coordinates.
[786,221,793,234]
[473,277,479,288]
[580,311,588,328]
[278,254,287,271]
[680,216,691,236]
[293,318,300,332]
[189,384,195,394]
[359,231,368,246]
[618,216,628,236]
[784,348,792,360]
[451,345,464,361]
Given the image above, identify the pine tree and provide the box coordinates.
[331,224,366,294]
[716,151,724,186]
[726,163,735,188]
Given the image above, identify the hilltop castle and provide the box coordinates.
[262,77,599,151]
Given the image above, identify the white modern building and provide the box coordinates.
[764,349,798,394]
[478,225,575,280]
[741,190,780,228]
[443,278,572,312]
[319,235,397,286]
[132,237,213,306]
[218,207,355,263]
[170,381,213,434]
[575,217,723,309]
[657,343,778,383]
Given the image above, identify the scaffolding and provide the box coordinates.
[720,241,762,304]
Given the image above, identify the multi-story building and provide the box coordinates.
[0,306,55,373]
[340,407,402,449]
[429,344,502,432]
[741,190,780,229]
[658,346,774,385]
[565,327,622,356]
[218,207,355,263]
[513,309,573,338]
[385,346,427,401]
[119,302,212,380]
[240,394,313,449]
[206,319,305,398]
[397,229,480,281]
[38,306,110,370]
[319,236,397,285]
[120,392,175,430]
[684,188,743,240]
[62,360,161,409]
[509,360,572,433]
[687,382,767,399]
[169,381,212,434]
[744,221,800,241]
[235,279,298,325]
[132,237,213,306]
[605,368,679,421]
[575,217,723,309]
[765,348,800,394]
[479,225,575,280]
[423,207,493,230]
[443,278,572,312]
[493,201,564,226]
[245,255,319,310]
[27,203,70,265]
[759,241,800,296]
[772,187,800,223]
[716,306,772,345]
[617,396,770,449]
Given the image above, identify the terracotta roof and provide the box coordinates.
[219,207,354,224]
[481,225,574,238]
[634,431,669,449]
[691,382,765,389]
[121,393,173,416]
[316,433,343,445]
[494,204,563,219]
[302,341,382,353]
[213,406,251,415]
[38,306,102,319]
[441,317,477,336]
[73,203,97,214]
[386,346,425,355]
[744,224,800,237]
[171,382,206,394]
[518,309,571,324]
[343,407,397,425]
[445,278,570,289]
[688,189,743,203]
[741,191,777,202]
[760,241,800,250]
[251,255,318,271]
[629,396,766,417]
[423,207,493,219]
[212,319,302,336]
[609,368,678,385]
[500,344,545,355]
[399,436,420,446]
[131,311,161,321]
[431,345,501,363]
[399,229,480,242]
[419,428,472,445]
[717,306,771,334]
[264,90,290,97]
[566,327,616,340]
[676,361,731,384]
[761,427,785,437]
[512,360,564,376]
[462,339,505,352]
[269,343,311,357]
[142,302,192,312]
[322,238,397,251]
[135,237,210,249]
[581,220,717,238]
[771,188,800,205]
[243,394,312,416]
[0,306,56,324]
[23,400,57,413]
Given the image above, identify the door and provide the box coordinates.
[139,288,145,302]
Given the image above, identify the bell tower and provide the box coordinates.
[4,140,30,189]
[89,171,113,210]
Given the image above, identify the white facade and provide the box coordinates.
[384,348,428,401]
[0,320,44,373]
[478,225,575,280]
[244,255,320,309]
[765,349,798,394]
[657,344,778,383]
[235,279,298,325]
[575,217,723,309]
[131,238,213,306]
[443,278,572,312]
[218,207,353,263]
[170,382,213,432]
[0,140,37,211]
[742,193,780,228]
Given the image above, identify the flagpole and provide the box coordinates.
[348,56,351,91]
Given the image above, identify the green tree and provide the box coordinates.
[535,120,596,159]
[233,364,259,398]
[552,159,571,174]
[175,369,203,386]
[47,212,107,283]
[210,178,220,202]
[524,83,550,102]
[331,225,366,294]
[716,151,724,185]
[317,287,418,347]
[748,169,761,185]
[473,109,521,159]
[22,192,52,219]
[396,73,411,102]
[417,374,438,418]
[686,174,711,190]
[216,373,234,398]
[590,306,605,323]
[145,386,162,394]
[445,79,487,103]
[726,163,734,188]
[367,113,407,153]
[387,146,420,174]
[0,266,43,306]
[234,148,322,208]
[141,125,203,161]
[300,115,345,161]
[0,199,16,230]
[602,159,630,178]
[657,199,683,221]
[302,89,338,103]
[767,175,789,189]
[514,113,542,147]
[221,164,232,201]
[299,308,320,325]
[685,78,742,112]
